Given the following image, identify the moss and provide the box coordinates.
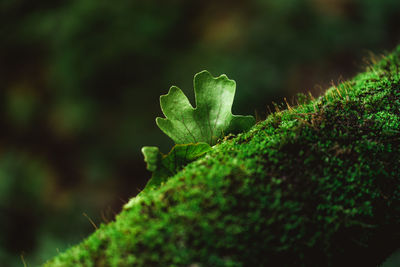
[44,46,400,266]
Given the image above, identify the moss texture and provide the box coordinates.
[44,47,400,266]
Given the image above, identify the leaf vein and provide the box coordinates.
[180,115,198,143]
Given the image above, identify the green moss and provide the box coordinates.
[44,46,400,266]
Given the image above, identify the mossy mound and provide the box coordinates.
[44,47,400,266]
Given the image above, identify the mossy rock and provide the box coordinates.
[44,47,400,266]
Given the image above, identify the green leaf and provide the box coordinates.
[141,146,160,173]
[140,70,254,192]
[156,70,255,145]
[141,143,211,190]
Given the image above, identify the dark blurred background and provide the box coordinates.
[1,0,400,265]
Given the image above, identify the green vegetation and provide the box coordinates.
[155,70,255,145]
[141,143,211,191]
[44,46,400,266]
[142,70,255,190]
[2,1,400,265]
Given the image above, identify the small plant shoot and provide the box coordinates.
[142,70,255,190]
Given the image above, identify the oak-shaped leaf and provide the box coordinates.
[141,143,211,190]
[156,70,255,145]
